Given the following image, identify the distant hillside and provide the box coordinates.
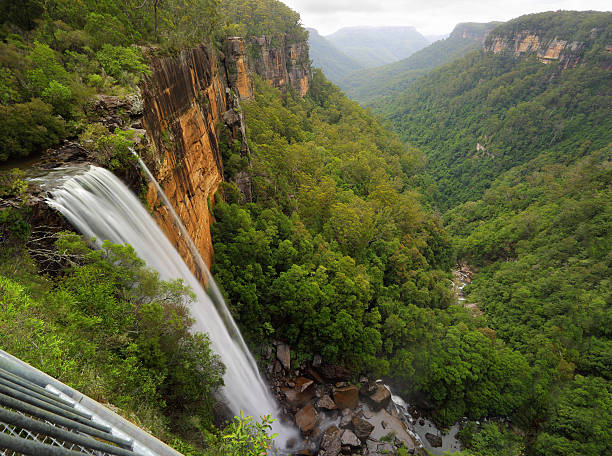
[325,26,429,68]
[307,28,364,84]
[339,22,500,105]
[425,33,450,43]
[376,11,612,210]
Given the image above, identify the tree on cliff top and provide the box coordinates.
[218,0,308,42]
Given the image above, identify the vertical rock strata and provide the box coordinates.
[141,44,228,272]
[250,35,311,96]
[484,29,610,69]
[140,35,311,273]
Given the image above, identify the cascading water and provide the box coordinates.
[46,165,296,445]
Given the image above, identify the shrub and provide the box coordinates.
[84,13,130,49]
[87,73,103,89]
[79,123,137,171]
[96,44,150,85]
[0,99,66,161]
[222,413,278,456]
[41,80,73,117]
[26,42,69,97]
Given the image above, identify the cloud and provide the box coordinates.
[282,0,611,35]
[284,0,385,14]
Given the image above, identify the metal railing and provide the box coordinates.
[0,350,183,456]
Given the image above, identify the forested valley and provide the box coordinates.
[0,2,610,456]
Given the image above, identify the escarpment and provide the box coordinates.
[140,33,311,271]
[485,25,612,69]
[249,35,311,96]
[141,44,233,271]
[451,22,500,43]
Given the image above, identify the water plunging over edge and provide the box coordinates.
[45,164,297,447]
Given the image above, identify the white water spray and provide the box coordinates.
[46,165,296,444]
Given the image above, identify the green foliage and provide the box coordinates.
[0,168,29,199]
[0,0,224,163]
[0,0,44,30]
[447,149,611,379]
[535,375,612,456]
[218,0,307,42]
[84,12,130,49]
[0,99,66,160]
[211,72,535,424]
[0,231,225,442]
[338,22,499,105]
[41,80,73,117]
[375,12,612,209]
[79,123,139,171]
[222,412,278,456]
[456,422,524,456]
[96,44,150,84]
[26,42,70,97]
[486,11,612,44]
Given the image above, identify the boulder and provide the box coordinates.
[319,425,342,456]
[366,439,378,453]
[340,429,360,448]
[425,432,443,448]
[340,410,353,428]
[282,385,315,409]
[306,366,325,384]
[363,384,391,411]
[261,344,272,360]
[319,364,351,381]
[316,394,337,410]
[312,354,322,367]
[351,416,374,442]
[277,343,291,371]
[359,381,378,397]
[333,385,359,410]
[295,376,314,393]
[222,108,240,126]
[295,402,317,434]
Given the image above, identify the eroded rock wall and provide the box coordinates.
[249,35,311,96]
[484,30,609,69]
[451,22,499,43]
[139,33,310,273]
[141,44,234,272]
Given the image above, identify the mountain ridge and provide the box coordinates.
[339,21,500,104]
[324,25,430,68]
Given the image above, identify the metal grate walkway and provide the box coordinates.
[0,351,182,456]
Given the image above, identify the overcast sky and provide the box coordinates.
[281,0,611,36]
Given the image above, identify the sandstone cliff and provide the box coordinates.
[139,32,311,271]
[484,22,611,69]
[140,44,244,272]
[249,35,311,96]
[450,22,501,43]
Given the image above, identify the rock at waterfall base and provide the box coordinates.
[334,385,359,410]
[351,415,375,442]
[319,425,342,456]
[276,342,291,371]
[295,402,317,434]
[426,432,443,448]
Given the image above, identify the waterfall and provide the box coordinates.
[46,165,295,444]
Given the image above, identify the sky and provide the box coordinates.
[281,0,611,36]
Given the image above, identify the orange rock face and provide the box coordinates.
[141,45,229,274]
[250,35,311,95]
[225,38,254,100]
[516,34,540,54]
[138,36,310,280]
[486,31,587,69]
[538,39,567,62]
